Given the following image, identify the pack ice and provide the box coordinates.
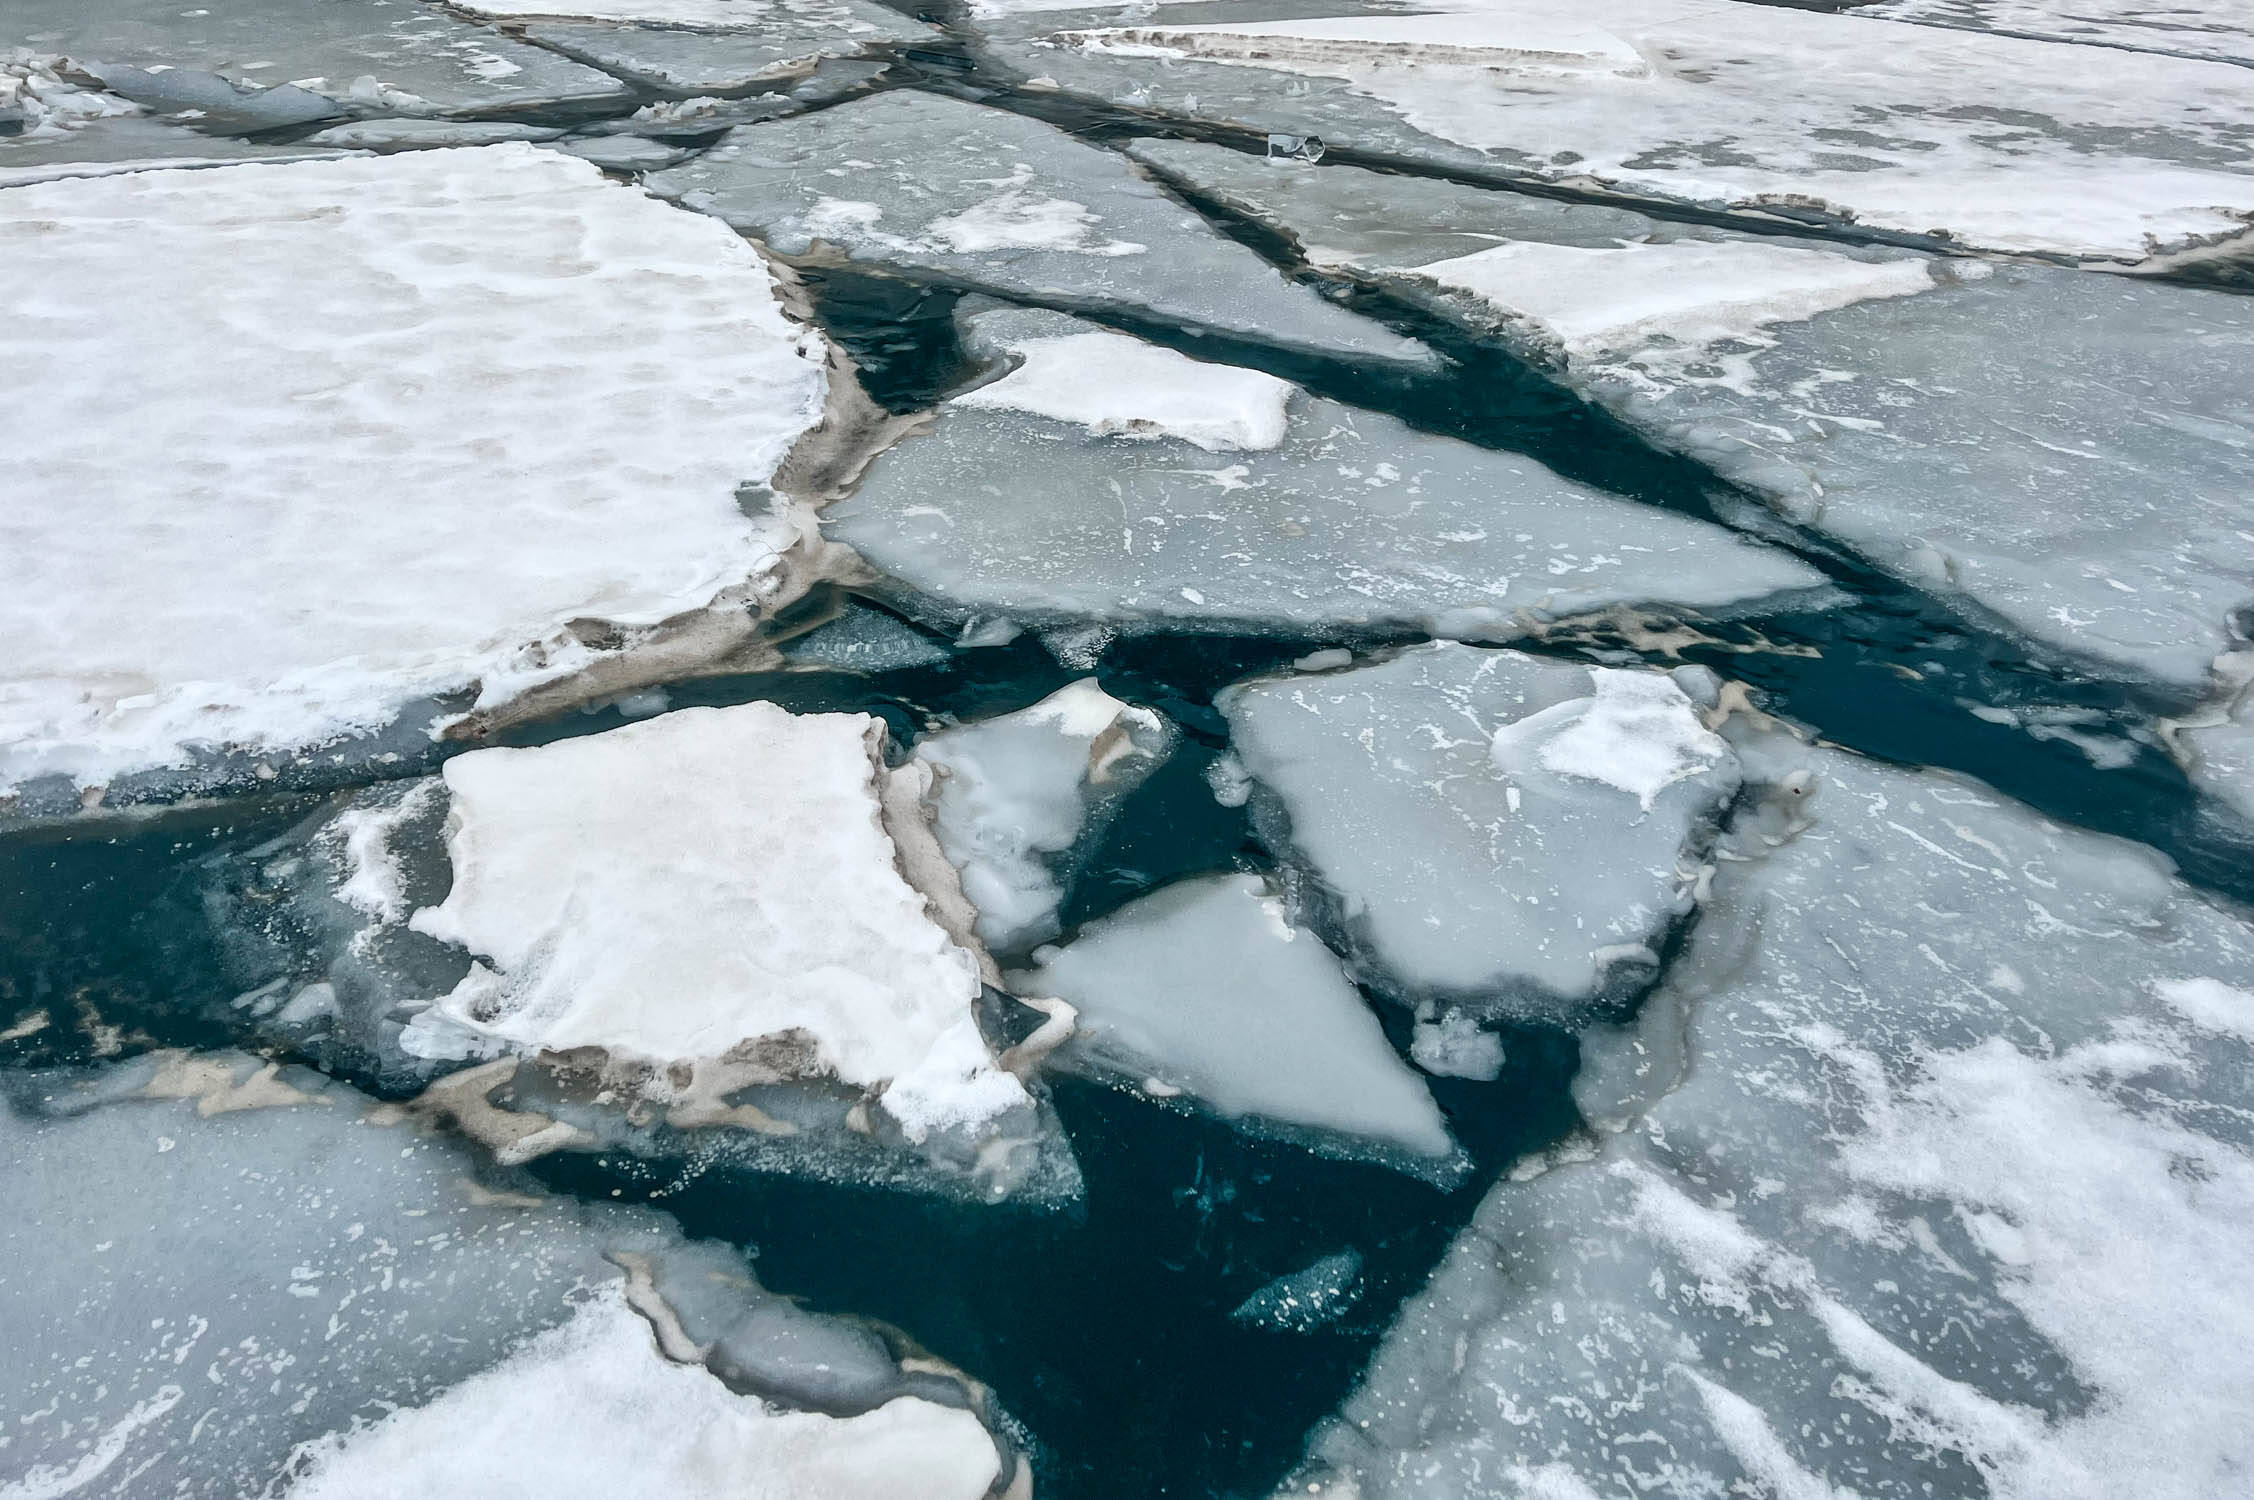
[0,146,847,809]
[1133,141,2254,698]
[644,89,1434,367]
[1222,644,1741,1022]
[3,0,627,117]
[976,0,2254,263]
[827,304,1828,641]
[200,703,1075,1200]
[451,0,937,95]
[0,1050,1017,1500]
[1291,726,2254,1500]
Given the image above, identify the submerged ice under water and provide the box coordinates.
[5,1,2254,1497]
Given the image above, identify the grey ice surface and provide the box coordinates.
[1132,142,2254,697]
[1222,645,1741,1020]
[1012,873,1460,1170]
[1293,732,2254,1500]
[548,132,692,170]
[5,0,629,116]
[1861,0,2254,66]
[828,305,1829,641]
[305,118,565,149]
[2182,658,2254,828]
[0,1050,996,1499]
[526,0,935,92]
[643,89,1435,367]
[781,603,955,673]
[0,55,360,184]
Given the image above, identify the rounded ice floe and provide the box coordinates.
[0,145,834,803]
[1222,644,1739,1017]
[1011,872,1461,1173]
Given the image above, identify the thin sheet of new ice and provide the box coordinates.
[829,310,1825,638]
[998,0,2254,261]
[0,146,830,794]
[1295,735,2254,1500]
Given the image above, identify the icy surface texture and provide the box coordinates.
[1293,734,2254,1500]
[0,147,836,801]
[782,604,955,673]
[512,0,937,93]
[401,705,1024,1148]
[2180,654,2254,826]
[918,679,1174,956]
[1011,873,1459,1169]
[982,0,2254,262]
[1862,0,2254,65]
[303,118,563,149]
[1132,144,2254,696]
[1222,645,1740,1019]
[829,305,1827,640]
[644,89,1434,366]
[0,1051,1010,1499]
[3,0,627,116]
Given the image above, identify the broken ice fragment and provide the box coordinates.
[953,326,1296,453]
[1231,1249,1363,1334]
[1011,873,1460,1173]
[1222,645,1739,1019]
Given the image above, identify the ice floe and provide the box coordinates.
[1011,872,1460,1172]
[1222,645,1740,1019]
[486,0,936,94]
[644,88,1434,366]
[982,0,2254,263]
[827,304,1829,641]
[4,0,628,117]
[1291,727,2254,1499]
[0,1050,1017,1499]
[1131,142,2254,696]
[1863,0,2254,66]
[0,146,848,809]
[918,679,1174,956]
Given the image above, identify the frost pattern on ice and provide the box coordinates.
[0,147,832,796]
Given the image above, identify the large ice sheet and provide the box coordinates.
[514,0,936,94]
[827,305,1828,640]
[1011,873,1459,1168]
[1292,731,2254,1499]
[0,1051,1013,1499]
[644,89,1434,366]
[1222,645,1741,1019]
[1131,142,2254,696]
[990,0,2254,262]
[1862,0,2254,66]
[0,147,840,802]
[918,679,1173,956]
[3,0,627,117]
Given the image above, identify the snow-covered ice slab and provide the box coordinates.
[0,1051,1016,1500]
[0,146,847,808]
[479,0,938,93]
[1221,644,1741,1020]
[4,0,628,118]
[827,305,1828,640]
[987,0,2254,263]
[918,679,1173,957]
[643,89,1434,367]
[1862,0,2254,67]
[1131,142,2254,696]
[1010,873,1461,1174]
[1291,731,2254,1500]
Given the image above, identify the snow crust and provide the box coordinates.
[955,329,1296,452]
[1297,735,2254,1499]
[1013,873,1458,1164]
[0,147,831,796]
[1042,0,2254,260]
[1224,646,1739,1015]
[918,679,1172,955]
[404,705,1020,1142]
[289,1290,1002,1500]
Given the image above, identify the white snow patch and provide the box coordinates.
[325,780,443,926]
[1491,668,1730,811]
[954,330,1294,452]
[2151,976,2254,1042]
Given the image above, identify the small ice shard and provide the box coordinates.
[1291,732,2254,1499]
[1860,0,2254,66]
[918,678,1173,955]
[1409,1009,1503,1081]
[402,704,1024,1147]
[0,147,849,807]
[1222,645,1739,1019]
[1131,139,2254,696]
[1009,0,2254,263]
[79,62,340,131]
[644,90,1433,368]
[1231,1249,1364,1333]
[1011,873,1459,1171]
[2,0,628,117]
[830,304,1828,642]
[0,1051,1017,1498]
[781,604,954,674]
